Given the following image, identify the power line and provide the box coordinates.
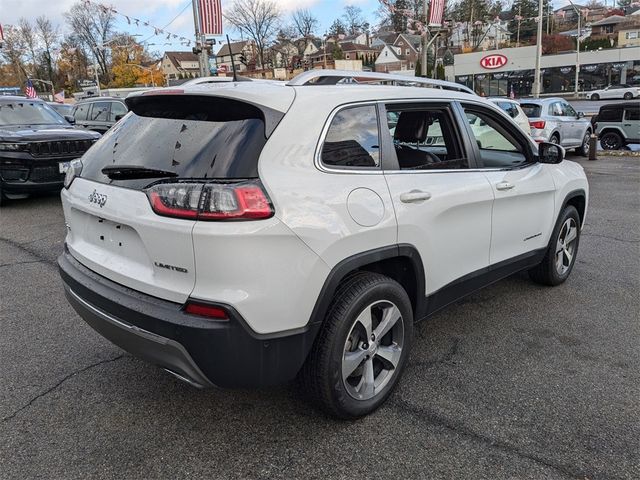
[140,1,192,44]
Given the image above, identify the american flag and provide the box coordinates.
[25,79,38,99]
[198,0,223,36]
[429,0,446,27]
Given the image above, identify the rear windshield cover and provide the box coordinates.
[520,103,541,118]
[79,95,282,189]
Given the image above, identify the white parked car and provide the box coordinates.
[585,84,640,101]
[58,71,588,419]
[488,98,531,135]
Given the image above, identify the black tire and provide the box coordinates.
[623,92,633,100]
[300,272,413,419]
[591,93,599,101]
[550,133,560,145]
[576,130,591,156]
[600,131,622,150]
[529,205,581,286]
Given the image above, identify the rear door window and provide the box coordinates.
[79,95,281,189]
[90,102,110,122]
[74,103,90,121]
[321,105,380,169]
[624,106,640,121]
[384,105,468,170]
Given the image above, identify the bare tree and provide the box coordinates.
[342,5,365,35]
[65,1,116,84]
[18,18,41,78]
[225,0,281,69]
[291,9,319,38]
[36,16,60,84]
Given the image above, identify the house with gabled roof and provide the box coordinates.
[161,51,200,80]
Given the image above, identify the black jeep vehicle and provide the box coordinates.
[0,96,100,204]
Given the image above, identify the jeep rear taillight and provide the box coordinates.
[530,120,546,130]
[146,181,274,221]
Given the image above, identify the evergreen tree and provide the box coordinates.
[328,19,347,36]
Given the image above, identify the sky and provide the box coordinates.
[0,0,382,52]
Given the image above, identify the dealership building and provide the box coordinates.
[444,45,640,97]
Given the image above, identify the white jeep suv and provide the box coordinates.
[58,71,588,419]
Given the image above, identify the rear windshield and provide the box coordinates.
[520,103,541,118]
[79,95,281,189]
[0,100,66,126]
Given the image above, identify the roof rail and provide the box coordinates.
[287,69,476,95]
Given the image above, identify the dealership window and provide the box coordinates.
[321,105,380,169]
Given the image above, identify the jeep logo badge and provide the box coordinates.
[88,189,107,208]
[480,54,508,70]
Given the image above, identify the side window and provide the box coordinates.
[90,102,110,122]
[321,105,380,169]
[74,103,89,121]
[624,107,640,121]
[110,102,128,122]
[599,108,623,122]
[550,102,564,116]
[462,105,530,168]
[498,102,518,118]
[563,102,577,117]
[384,106,467,170]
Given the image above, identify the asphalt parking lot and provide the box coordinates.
[1,154,638,480]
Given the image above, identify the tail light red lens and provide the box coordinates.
[184,302,228,320]
[530,121,546,129]
[146,180,273,221]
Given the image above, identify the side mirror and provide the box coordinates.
[114,114,124,122]
[538,142,564,164]
[577,111,585,118]
[64,115,76,125]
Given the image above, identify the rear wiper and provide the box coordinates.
[101,165,178,180]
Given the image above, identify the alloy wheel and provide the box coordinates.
[342,300,404,401]
[555,218,578,275]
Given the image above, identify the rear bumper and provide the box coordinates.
[58,248,320,388]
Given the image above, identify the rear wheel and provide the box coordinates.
[529,206,581,286]
[576,131,591,156]
[591,93,600,101]
[550,133,560,145]
[623,92,633,100]
[600,131,622,150]
[300,272,413,419]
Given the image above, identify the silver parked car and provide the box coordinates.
[520,98,592,156]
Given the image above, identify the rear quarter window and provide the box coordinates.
[599,108,623,122]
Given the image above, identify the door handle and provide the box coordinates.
[496,181,515,191]
[400,191,432,203]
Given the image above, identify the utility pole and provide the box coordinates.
[421,0,429,76]
[192,0,208,77]
[533,0,544,98]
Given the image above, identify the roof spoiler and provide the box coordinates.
[287,69,476,95]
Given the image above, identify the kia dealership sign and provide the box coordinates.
[480,54,508,69]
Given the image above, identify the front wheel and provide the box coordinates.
[529,206,581,286]
[300,272,413,419]
[576,131,591,157]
